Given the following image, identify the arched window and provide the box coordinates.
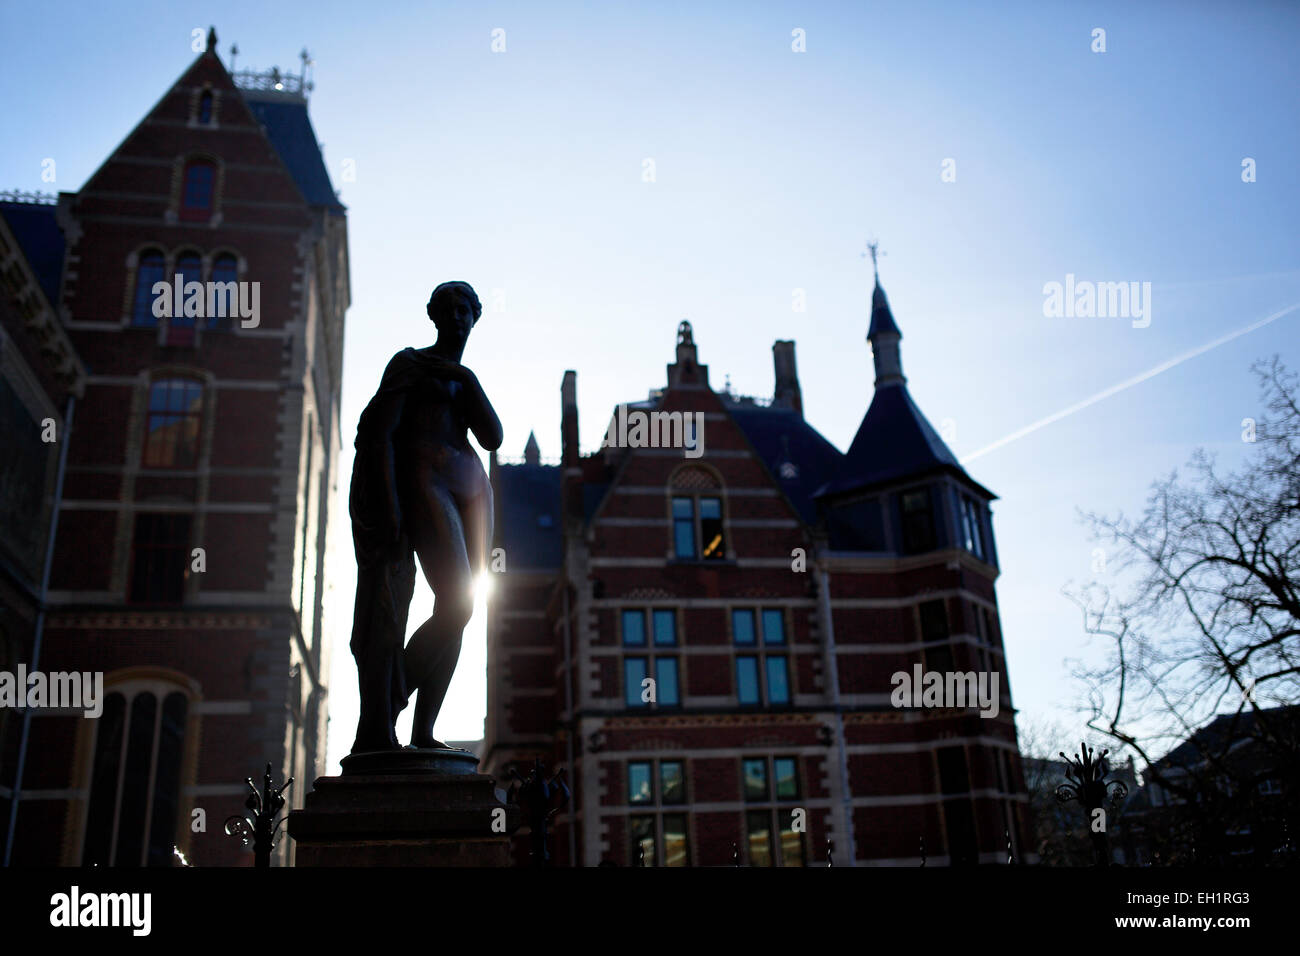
[669,466,725,560]
[198,90,213,124]
[207,254,238,331]
[180,159,215,221]
[166,251,203,345]
[142,377,203,468]
[82,683,190,866]
[131,249,166,326]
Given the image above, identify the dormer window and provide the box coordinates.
[180,160,215,221]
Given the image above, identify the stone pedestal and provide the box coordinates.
[287,748,519,866]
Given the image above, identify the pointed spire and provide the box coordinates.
[206,26,218,54]
[523,430,540,465]
[865,248,905,388]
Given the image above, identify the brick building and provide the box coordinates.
[0,31,347,866]
[484,276,1031,866]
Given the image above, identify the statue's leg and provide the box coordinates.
[404,485,475,748]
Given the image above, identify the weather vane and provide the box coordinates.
[862,239,885,280]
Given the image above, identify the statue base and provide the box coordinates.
[287,748,520,866]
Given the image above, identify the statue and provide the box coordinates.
[347,281,501,753]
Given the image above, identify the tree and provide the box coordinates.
[1067,357,1300,864]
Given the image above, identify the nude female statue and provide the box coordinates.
[348,281,502,752]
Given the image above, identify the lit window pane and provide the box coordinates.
[628,762,652,804]
[732,609,756,645]
[652,609,676,646]
[743,758,768,800]
[671,497,694,518]
[766,656,790,704]
[622,609,645,646]
[700,497,724,559]
[736,656,759,705]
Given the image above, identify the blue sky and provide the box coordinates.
[3,0,1297,773]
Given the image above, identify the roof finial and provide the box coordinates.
[206,26,217,53]
[863,238,885,283]
[229,43,239,70]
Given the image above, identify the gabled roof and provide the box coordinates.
[726,402,843,524]
[0,201,64,306]
[495,461,563,570]
[242,96,344,211]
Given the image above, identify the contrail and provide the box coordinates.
[961,301,1300,465]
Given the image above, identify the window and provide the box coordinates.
[166,251,202,345]
[746,810,773,866]
[82,686,189,866]
[654,657,680,706]
[774,757,799,799]
[663,813,689,867]
[629,815,656,866]
[900,487,936,554]
[623,658,648,708]
[956,491,986,560]
[197,90,213,124]
[207,254,237,331]
[628,762,653,804]
[937,746,978,865]
[671,494,725,560]
[180,160,215,221]
[920,599,953,673]
[652,609,676,646]
[660,761,685,804]
[622,609,646,647]
[672,496,694,558]
[142,378,203,468]
[625,759,690,866]
[733,608,790,706]
[129,513,191,604]
[132,250,166,327]
[742,756,805,866]
[622,608,679,708]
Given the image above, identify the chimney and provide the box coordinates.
[772,340,802,417]
[561,370,583,528]
[561,370,579,467]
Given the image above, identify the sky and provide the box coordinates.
[3,0,1297,775]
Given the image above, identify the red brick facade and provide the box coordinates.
[1,39,346,866]
[485,314,1031,866]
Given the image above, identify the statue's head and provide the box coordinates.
[427,281,482,341]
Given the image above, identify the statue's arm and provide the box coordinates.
[370,391,407,541]
[454,367,503,452]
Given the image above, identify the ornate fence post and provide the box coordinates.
[1055,742,1128,867]
[225,762,293,868]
